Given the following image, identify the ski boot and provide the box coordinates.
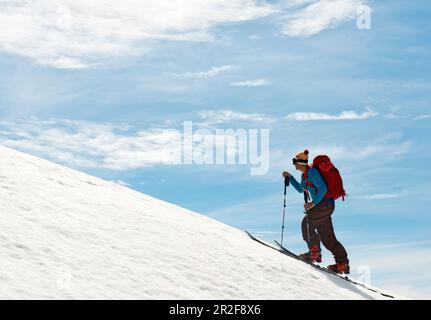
[298,244,322,263]
[327,262,350,274]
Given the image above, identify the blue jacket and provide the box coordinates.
[289,167,330,206]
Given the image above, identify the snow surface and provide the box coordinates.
[0,145,398,299]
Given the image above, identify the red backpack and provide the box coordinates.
[305,155,347,201]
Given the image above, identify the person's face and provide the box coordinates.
[292,157,307,171]
[294,162,307,172]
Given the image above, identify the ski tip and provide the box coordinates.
[244,230,254,238]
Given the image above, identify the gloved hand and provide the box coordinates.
[282,171,291,178]
[304,202,315,211]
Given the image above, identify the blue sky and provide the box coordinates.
[1,0,430,298]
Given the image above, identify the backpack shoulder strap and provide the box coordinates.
[304,166,315,189]
[302,167,312,202]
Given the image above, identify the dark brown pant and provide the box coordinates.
[301,201,349,264]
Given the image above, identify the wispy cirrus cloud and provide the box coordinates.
[286,109,378,121]
[282,0,367,37]
[361,193,402,200]
[199,109,275,124]
[171,65,233,79]
[0,1,370,69]
[0,0,275,69]
[308,142,411,162]
[0,118,258,171]
[414,114,431,121]
[0,119,183,170]
[230,79,270,87]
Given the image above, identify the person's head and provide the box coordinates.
[292,149,310,172]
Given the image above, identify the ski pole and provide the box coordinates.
[280,177,289,246]
[303,190,311,247]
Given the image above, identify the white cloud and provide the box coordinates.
[0,119,183,170]
[383,113,399,119]
[282,0,366,37]
[230,79,270,87]
[362,193,401,200]
[0,118,256,170]
[248,34,261,40]
[0,1,374,69]
[0,0,275,69]
[414,114,431,121]
[283,0,318,8]
[172,65,233,79]
[45,57,88,70]
[199,109,275,124]
[308,142,411,161]
[0,1,373,69]
[286,109,378,121]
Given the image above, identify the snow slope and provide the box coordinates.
[0,145,397,299]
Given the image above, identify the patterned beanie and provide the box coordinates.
[294,149,309,165]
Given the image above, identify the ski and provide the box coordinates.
[244,231,283,252]
[246,231,395,299]
[273,240,395,299]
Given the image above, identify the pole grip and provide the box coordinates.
[284,177,289,194]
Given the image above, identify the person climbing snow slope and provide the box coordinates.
[282,150,350,274]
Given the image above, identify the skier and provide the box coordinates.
[282,150,350,274]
